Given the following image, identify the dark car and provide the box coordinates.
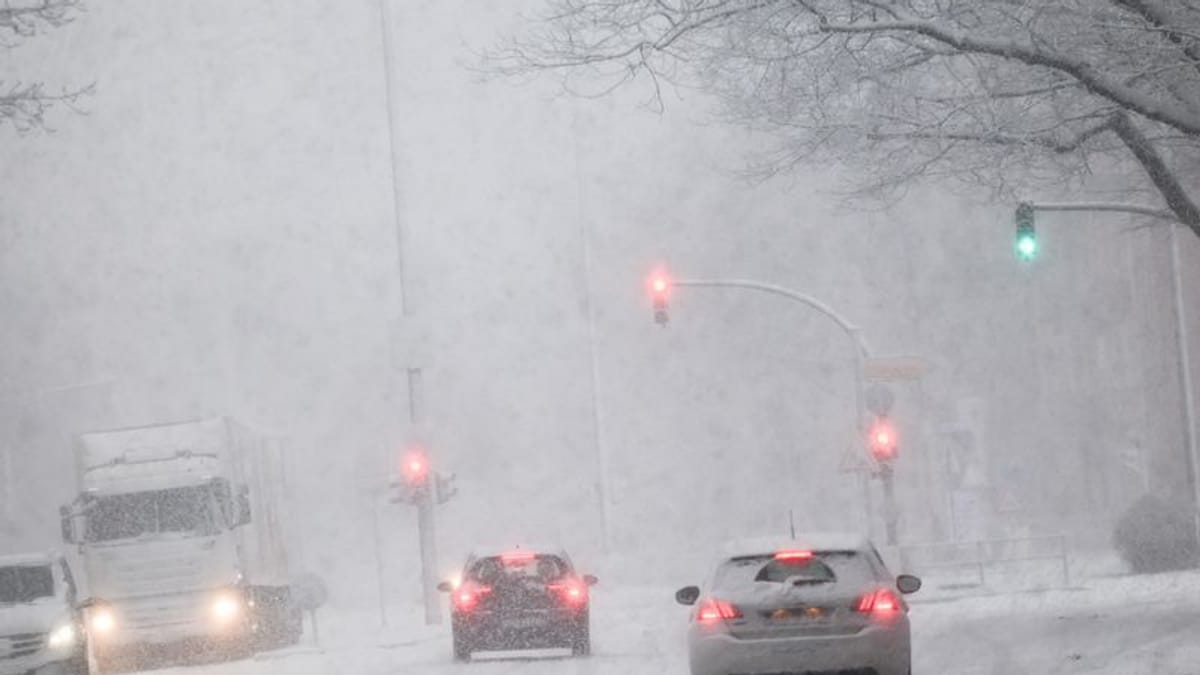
[439,546,597,661]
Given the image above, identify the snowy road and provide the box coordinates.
[130,577,1200,675]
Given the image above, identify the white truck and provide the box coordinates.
[58,418,302,669]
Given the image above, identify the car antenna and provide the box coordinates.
[788,509,796,539]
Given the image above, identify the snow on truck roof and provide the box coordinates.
[719,532,871,558]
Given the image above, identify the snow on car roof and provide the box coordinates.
[467,543,569,559]
[0,551,58,567]
[719,532,870,558]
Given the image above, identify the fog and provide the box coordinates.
[3,2,1200,673]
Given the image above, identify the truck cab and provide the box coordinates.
[0,552,88,675]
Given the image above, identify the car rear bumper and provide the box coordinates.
[453,608,587,651]
[688,621,909,675]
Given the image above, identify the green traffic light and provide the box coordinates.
[1016,233,1038,260]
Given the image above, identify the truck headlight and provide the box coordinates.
[212,591,243,623]
[47,622,76,650]
[89,607,116,635]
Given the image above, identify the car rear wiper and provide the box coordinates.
[789,577,835,586]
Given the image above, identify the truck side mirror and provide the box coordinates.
[59,505,75,544]
[236,486,252,526]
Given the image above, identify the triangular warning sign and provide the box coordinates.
[838,446,872,474]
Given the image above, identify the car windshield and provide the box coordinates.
[85,485,219,542]
[0,565,54,604]
[467,554,570,585]
[713,552,877,592]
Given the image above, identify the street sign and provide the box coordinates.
[864,356,930,382]
[865,384,895,416]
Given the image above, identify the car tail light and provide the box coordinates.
[856,588,902,617]
[453,583,491,612]
[695,598,742,623]
[774,550,814,563]
[548,580,588,605]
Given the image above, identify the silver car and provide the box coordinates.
[676,534,921,675]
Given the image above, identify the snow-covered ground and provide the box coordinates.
[132,565,1200,675]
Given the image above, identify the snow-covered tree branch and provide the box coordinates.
[493,0,1200,236]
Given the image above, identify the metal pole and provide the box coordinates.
[572,114,612,551]
[1169,223,1200,545]
[378,0,439,625]
[881,465,898,546]
[370,493,388,626]
[850,328,876,539]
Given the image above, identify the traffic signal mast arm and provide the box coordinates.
[667,278,874,358]
[1021,201,1176,221]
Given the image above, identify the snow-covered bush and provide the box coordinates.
[1113,495,1198,574]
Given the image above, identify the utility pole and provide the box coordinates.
[378,0,440,625]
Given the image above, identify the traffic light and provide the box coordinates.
[648,270,671,325]
[401,448,430,488]
[867,417,898,462]
[1015,202,1038,261]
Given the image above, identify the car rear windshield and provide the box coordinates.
[712,551,877,591]
[0,565,54,604]
[467,554,571,585]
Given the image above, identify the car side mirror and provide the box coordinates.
[896,574,922,595]
[583,574,598,587]
[59,505,75,544]
[675,585,700,606]
[436,581,453,593]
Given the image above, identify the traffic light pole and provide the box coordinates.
[1023,202,1200,547]
[379,0,441,626]
[672,279,899,543]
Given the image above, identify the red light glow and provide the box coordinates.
[856,588,901,616]
[774,550,814,562]
[549,581,588,605]
[695,598,742,623]
[452,584,491,612]
[401,449,428,483]
[500,551,536,565]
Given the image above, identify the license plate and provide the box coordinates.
[505,616,546,630]
[770,607,826,621]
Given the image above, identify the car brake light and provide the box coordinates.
[695,598,742,623]
[548,580,588,605]
[856,588,901,616]
[501,551,536,565]
[453,584,491,612]
[774,550,814,562]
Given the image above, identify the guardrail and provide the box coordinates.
[897,534,1071,588]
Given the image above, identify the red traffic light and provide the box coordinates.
[648,269,672,325]
[401,449,429,485]
[868,418,898,461]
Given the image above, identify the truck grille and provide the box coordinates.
[0,632,45,660]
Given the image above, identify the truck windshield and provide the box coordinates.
[0,565,54,604]
[85,485,219,542]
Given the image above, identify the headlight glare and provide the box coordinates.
[212,591,243,623]
[89,608,116,634]
[47,622,76,649]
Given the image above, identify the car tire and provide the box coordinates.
[451,630,472,662]
[570,614,590,656]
